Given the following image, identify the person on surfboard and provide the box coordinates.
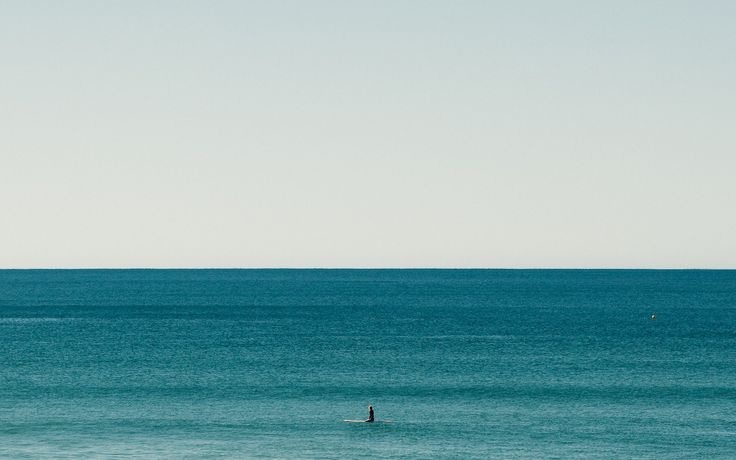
[366,405,374,423]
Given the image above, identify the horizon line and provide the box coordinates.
[0,267,734,271]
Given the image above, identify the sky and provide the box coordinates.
[1,0,735,268]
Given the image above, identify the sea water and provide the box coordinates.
[1,269,735,459]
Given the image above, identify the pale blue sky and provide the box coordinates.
[1,1,734,268]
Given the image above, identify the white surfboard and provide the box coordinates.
[344,420,392,423]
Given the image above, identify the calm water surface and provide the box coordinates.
[1,269,735,458]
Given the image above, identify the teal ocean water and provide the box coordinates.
[1,269,735,458]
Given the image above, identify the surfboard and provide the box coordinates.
[343,420,392,423]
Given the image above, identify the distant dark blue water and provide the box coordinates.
[1,269,735,458]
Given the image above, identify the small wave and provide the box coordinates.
[423,335,513,340]
[0,317,75,324]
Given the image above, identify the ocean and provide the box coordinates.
[1,269,735,458]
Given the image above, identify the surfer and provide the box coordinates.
[650,312,656,320]
[344,405,389,423]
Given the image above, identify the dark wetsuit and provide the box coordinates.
[367,407,374,422]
